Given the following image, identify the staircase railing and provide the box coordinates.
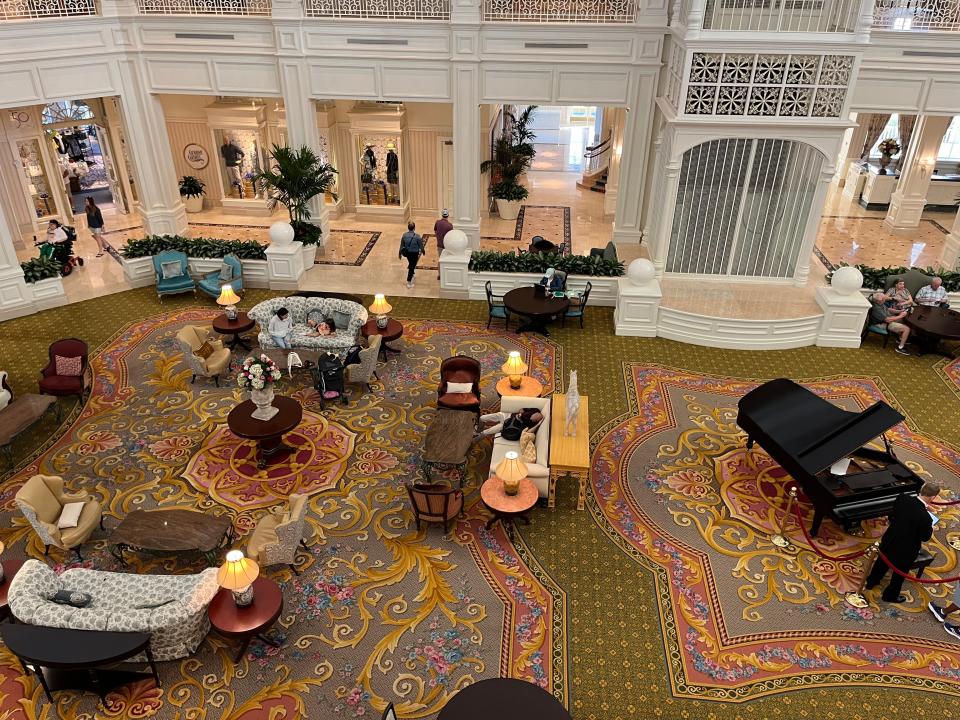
[872,0,960,30]
[583,134,613,177]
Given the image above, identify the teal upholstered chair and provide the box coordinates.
[563,281,592,328]
[153,250,195,300]
[198,254,243,299]
[862,315,891,348]
[485,281,510,329]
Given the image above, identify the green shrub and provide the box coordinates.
[292,220,322,246]
[490,180,528,202]
[20,257,62,283]
[468,250,624,277]
[825,263,960,292]
[120,235,267,260]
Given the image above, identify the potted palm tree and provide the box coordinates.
[179,176,206,214]
[480,106,537,221]
[254,145,338,266]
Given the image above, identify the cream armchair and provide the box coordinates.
[247,494,309,572]
[15,474,103,560]
[176,325,231,387]
[346,336,381,392]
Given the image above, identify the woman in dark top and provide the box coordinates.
[85,197,105,257]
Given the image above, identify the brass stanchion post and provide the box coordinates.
[845,541,879,609]
[771,486,798,549]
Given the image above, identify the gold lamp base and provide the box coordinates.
[770,534,790,549]
[845,592,869,609]
[949,534,960,551]
[508,374,522,390]
[503,478,520,496]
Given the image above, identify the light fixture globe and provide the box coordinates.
[830,265,864,296]
[269,221,295,247]
[443,229,469,256]
[627,258,656,287]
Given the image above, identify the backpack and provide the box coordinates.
[501,415,525,442]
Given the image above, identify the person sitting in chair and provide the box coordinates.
[884,280,914,311]
[268,307,293,349]
[869,292,911,355]
[916,277,950,308]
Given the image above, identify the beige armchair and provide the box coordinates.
[247,494,309,572]
[346,335,381,392]
[176,325,231,387]
[15,474,103,560]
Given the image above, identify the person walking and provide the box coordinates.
[398,221,424,288]
[433,209,453,279]
[85,197,106,257]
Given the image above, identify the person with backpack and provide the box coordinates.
[398,221,424,288]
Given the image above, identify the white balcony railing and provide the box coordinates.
[304,0,448,18]
[873,0,960,29]
[137,0,269,14]
[702,0,860,31]
[1,0,97,20]
[484,0,636,22]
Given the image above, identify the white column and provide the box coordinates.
[884,114,952,230]
[115,59,188,236]
[612,70,658,248]
[602,108,623,217]
[279,60,330,244]
[940,207,960,272]
[815,267,870,348]
[650,154,682,276]
[793,166,835,287]
[835,112,868,184]
[0,195,32,321]
[452,63,482,250]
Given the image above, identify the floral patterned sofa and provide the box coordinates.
[8,559,220,661]
[247,296,368,354]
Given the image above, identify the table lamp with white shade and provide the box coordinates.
[501,351,528,391]
[217,284,242,320]
[369,294,392,329]
[496,451,528,496]
[216,549,260,607]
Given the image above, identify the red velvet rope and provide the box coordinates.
[930,497,960,507]
[790,502,871,562]
[877,550,960,584]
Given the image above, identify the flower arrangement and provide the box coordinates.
[878,138,901,157]
[237,355,282,391]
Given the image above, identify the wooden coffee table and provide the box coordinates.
[904,305,960,356]
[481,476,537,530]
[503,287,569,336]
[110,508,233,566]
[496,376,544,398]
[213,311,255,351]
[208,577,283,662]
[361,318,403,361]
[227,396,303,469]
[0,559,25,621]
[437,677,571,720]
[422,408,477,487]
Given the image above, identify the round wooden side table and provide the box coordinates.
[212,312,256,351]
[437,677,572,720]
[496,376,544,398]
[227,396,303,469]
[208,577,283,662]
[361,318,404,361]
[481,476,537,530]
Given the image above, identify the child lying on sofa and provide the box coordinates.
[305,316,336,337]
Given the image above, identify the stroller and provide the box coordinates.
[35,226,83,276]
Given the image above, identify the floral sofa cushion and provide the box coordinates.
[8,560,220,661]
[248,296,368,354]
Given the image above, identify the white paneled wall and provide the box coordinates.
[164,121,222,208]
[405,129,445,214]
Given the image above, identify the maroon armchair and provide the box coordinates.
[437,356,481,413]
[39,339,90,405]
[406,483,463,534]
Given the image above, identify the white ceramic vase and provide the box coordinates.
[250,387,279,421]
[183,195,203,213]
[496,198,521,221]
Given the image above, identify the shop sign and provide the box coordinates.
[184,144,209,170]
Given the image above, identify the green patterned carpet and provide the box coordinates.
[2,288,960,719]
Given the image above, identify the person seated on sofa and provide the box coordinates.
[473,407,544,442]
[916,277,950,308]
[268,307,293,349]
[306,315,336,337]
[869,292,911,355]
[884,280,914,310]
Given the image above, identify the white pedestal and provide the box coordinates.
[265,241,306,291]
[815,286,870,348]
[439,249,470,300]
[842,163,866,200]
[614,277,662,337]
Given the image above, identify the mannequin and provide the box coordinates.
[220,134,246,198]
[386,144,399,184]
[360,145,376,184]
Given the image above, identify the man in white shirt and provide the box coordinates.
[916,277,950,308]
[268,307,293,349]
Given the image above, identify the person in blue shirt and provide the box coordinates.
[398,222,424,288]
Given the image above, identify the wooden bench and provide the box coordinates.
[0,373,56,466]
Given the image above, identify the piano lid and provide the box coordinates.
[737,379,905,476]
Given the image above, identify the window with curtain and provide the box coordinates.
[867,115,900,157]
[667,138,823,279]
[867,114,960,160]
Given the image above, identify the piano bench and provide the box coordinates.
[912,549,936,578]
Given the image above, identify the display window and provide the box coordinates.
[16,139,56,220]
[357,135,401,207]
[214,128,265,200]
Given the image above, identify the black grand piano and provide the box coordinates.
[737,378,924,536]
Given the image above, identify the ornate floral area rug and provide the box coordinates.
[591,364,960,702]
[0,310,566,719]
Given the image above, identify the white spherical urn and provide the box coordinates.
[627,258,656,287]
[269,221,295,247]
[831,265,864,296]
[443,229,469,256]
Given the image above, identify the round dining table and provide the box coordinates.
[904,305,960,356]
[437,678,571,720]
[503,286,569,336]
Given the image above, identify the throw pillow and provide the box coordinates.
[520,429,538,463]
[218,263,233,282]
[446,381,473,394]
[54,355,82,376]
[50,589,92,608]
[333,310,351,331]
[160,260,182,280]
[603,240,618,263]
[57,501,85,529]
[194,340,214,360]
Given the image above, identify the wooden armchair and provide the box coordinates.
[406,483,463,534]
[247,494,310,572]
[15,474,103,559]
[39,338,90,405]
